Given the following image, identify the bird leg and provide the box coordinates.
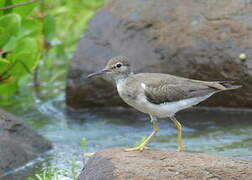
[171,116,185,152]
[125,116,159,152]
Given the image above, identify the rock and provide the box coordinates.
[78,148,252,180]
[66,0,252,110]
[0,109,52,178]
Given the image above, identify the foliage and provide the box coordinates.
[0,1,42,104]
[80,137,87,153]
[27,167,59,180]
[0,0,104,178]
[27,137,89,180]
[0,0,105,104]
[70,157,77,180]
[27,158,78,180]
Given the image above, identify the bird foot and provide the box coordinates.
[124,146,150,152]
[176,145,186,152]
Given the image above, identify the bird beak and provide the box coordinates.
[87,68,110,78]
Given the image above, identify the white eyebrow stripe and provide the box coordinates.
[141,83,146,89]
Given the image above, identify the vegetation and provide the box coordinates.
[27,167,60,180]
[27,158,76,180]
[0,0,105,105]
[0,0,104,179]
[81,137,87,153]
[27,137,87,180]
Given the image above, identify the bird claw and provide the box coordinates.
[124,146,150,152]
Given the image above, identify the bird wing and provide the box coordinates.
[126,73,240,105]
[143,78,217,104]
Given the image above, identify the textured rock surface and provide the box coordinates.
[78,148,252,180]
[66,0,252,110]
[0,109,52,179]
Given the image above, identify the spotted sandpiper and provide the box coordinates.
[88,56,241,152]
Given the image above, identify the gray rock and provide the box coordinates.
[0,109,52,179]
[78,148,252,180]
[66,0,252,110]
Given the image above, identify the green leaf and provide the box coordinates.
[2,0,12,15]
[0,0,6,8]
[0,13,21,35]
[15,37,38,54]
[43,14,55,41]
[5,37,39,78]
[20,18,42,38]
[2,19,42,52]
[0,0,6,16]
[0,59,15,79]
[0,58,10,75]
[0,13,21,46]
[2,36,18,52]
[0,27,8,46]
[0,58,9,64]
[0,82,17,98]
[0,96,13,106]
[12,0,38,17]
[80,137,87,153]
[11,53,37,77]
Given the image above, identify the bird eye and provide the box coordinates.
[116,63,122,68]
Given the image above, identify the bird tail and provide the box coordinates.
[206,81,242,91]
[217,81,242,90]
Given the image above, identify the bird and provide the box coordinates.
[87,56,241,152]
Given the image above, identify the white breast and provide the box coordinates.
[116,79,125,94]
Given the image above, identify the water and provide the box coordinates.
[2,93,252,179]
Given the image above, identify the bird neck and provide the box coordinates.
[114,72,133,84]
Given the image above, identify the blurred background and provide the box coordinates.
[0,0,252,180]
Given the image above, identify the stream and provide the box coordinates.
[2,88,252,179]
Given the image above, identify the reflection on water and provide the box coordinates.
[3,94,252,179]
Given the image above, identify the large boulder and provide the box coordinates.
[78,148,252,180]
[0,109,52,179]
[66,0,252,110]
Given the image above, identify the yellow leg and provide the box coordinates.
[125,117,159,152]
[171,117,185,152]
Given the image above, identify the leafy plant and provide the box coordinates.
[80,137,87,153]
[0,13,41,102]
[27,158,78,180]
[70,157,77,180]
[27,167,59,180]
[0,0,105,104]
[1,0,105,179]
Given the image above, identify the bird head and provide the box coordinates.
[87,56,132,81]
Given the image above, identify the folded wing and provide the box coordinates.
[144,80,218,104]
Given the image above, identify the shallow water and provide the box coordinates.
[2,93,252,179]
